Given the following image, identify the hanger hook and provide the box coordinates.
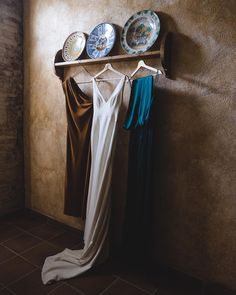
[105,63,111,69]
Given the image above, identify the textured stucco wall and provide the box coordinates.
[24,0,236,289]
[0,0,24,215]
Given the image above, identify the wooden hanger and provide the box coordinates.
[72,64,126,84]
[130,60,163,79]
[72,66,93,84]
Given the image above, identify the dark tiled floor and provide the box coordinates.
[68,271,117,294]
[3,232,41,254]
[21,242,62,267]
[48,231,83,250]
[0,245,16,263]
[0,210,235,295]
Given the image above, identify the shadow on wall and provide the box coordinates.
[167,31,234,98]
[170,32,203,80]
[152,12,204,81]
[150,28,211,275]
[151,87,213,276]
[158,11,178,33]
[149,28,235,286]
[153,11,178,53]
[111,24,124,55]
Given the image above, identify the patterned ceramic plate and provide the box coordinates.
[86,23,116,59]
[121,10,160,54]
[62,31,86,61]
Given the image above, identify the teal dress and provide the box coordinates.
[123,75,155,256]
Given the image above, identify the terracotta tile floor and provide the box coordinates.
[0,210,234,295]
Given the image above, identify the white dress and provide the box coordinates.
[41,76,126,284]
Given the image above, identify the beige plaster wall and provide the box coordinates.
[24,0,236,289]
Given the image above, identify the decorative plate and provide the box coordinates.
[86,23,116,59]
[62,32,86,61]
[121,10,160,54]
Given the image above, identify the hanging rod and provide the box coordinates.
[54,32,172,80]
[55,50,161,67]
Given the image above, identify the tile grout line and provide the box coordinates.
[2,211,84,237]
[2,242,44,264]
[3,268,37,289]
[1,214,83,246]
[151,287,160,295]
[0,254,18,266]
[8,222,47,232]
[0,245,18,264]
[6,209,83,233]
[15,225,83,251]
[0,227,83,272]
[116,276,152,294]
[2,243,41,269]
[20,239,63,255]
[99,276,120,295]
[43,240,83,252]
[1,226,46,246]
[11,224,66,244]
[46,282,66,295]
[0,231,26,245]
[1,228,68,258]
[2,243,83,292]
[2,215,162,295]
[45,218,84,234]
[8,240,45,255]
[64,282,86,295]
[2,217,83,250]
[1,286,16,295]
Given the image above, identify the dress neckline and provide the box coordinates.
[66,77,92,103]
[92,76,125,104]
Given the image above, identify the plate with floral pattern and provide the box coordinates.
[121,10,160,54]
[62,31,86,61]
[86,23,116,59]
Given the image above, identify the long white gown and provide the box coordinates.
[41,76,126,284]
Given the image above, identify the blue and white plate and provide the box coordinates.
[121,10,160,54]
[86,23,116,59]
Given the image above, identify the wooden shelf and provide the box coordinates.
[55,50,161,67]
[54,32,172,80]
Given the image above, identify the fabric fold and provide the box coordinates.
[42,76,125,284]
[122,75,155,257]
[63,77,93,218]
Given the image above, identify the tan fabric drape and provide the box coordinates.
[63,77,93,218]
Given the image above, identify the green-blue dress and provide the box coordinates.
[123,75,155,256]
